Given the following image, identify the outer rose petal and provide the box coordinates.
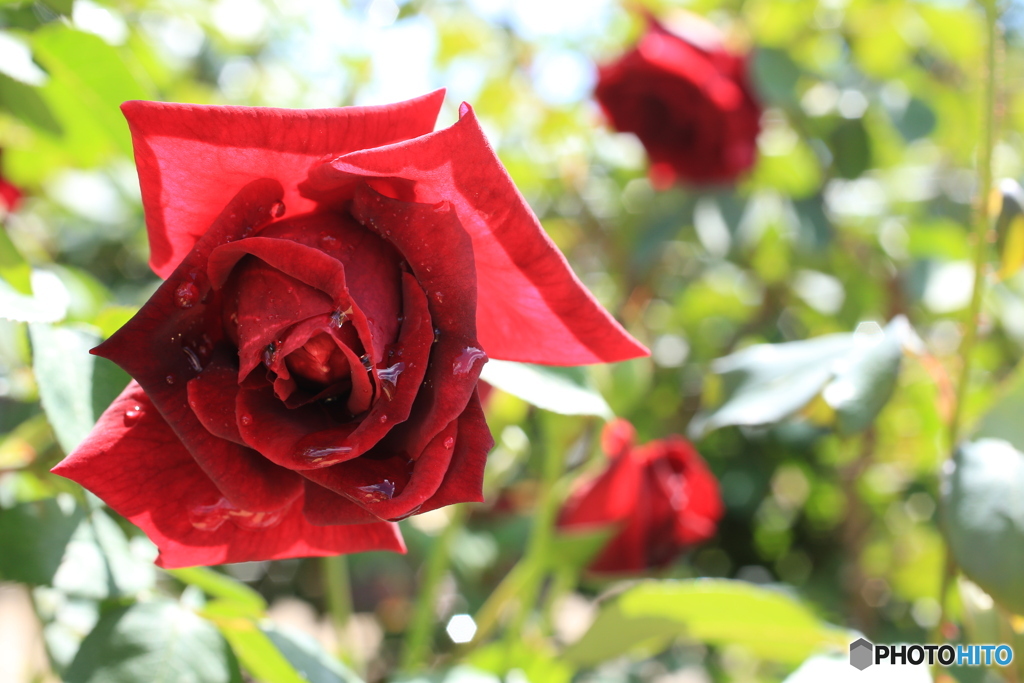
[122,90,446,278]
[306,104,648,366]
[95,178,303,512]
[52,382,405,568]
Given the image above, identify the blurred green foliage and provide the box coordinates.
[2,0,1024,681]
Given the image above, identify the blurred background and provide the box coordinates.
[2,0,1024,681]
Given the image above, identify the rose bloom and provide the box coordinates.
[595,14,761,187]
[53,91,647,568]
[557,419,722,574]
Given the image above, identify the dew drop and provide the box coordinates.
[444,436,454,449]
[263,342,277,367]
[331,306,353,328]
[356,479,395,503]
[188,498,231,531]
[319,233,340,250]
[379,415,388,424]
[302,445,353,463]
[434,291,444,304]
[377,362,406,400]
[231,507,287,530]
[124,404,143,424]
[182,346,203,372]
[239,414,253,427]
[453,347,487,376]
[271,201,286,218]
[174,281,199,308]
[360,354,373,372]
[165,374,176,385]
[433,328,441,343]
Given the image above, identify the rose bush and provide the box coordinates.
[557,419,722,573]
[594,14,761,187]
[53,91,647,568]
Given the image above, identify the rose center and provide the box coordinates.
[285,325,362,388]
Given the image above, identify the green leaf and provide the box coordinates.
[941,439,1024,615]
[53,507,155,599]
[65,600,242,683]
[468,641,572,683]
[564,579,851,666]
[478,360,612,418]
[751,48,801,105]
[783,654,932,682]
[0,223,32,295]
[548,526,617,571]
[0,495,85,584]
[0,269,69,323]
[828,119,872,180]
[203,602,306,683]
[0,72,63,136]
[690,318,907,438]
[30,25,152,157]
[891,97,937,142]
[262,625,365,683]
[168,567,267,618]
[824,320,904,434]
[30,323,129,454]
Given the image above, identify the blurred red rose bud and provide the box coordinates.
[594,13,762,188]
[557,419,723,574]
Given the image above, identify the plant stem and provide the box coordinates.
[400,506,467,672]
[322,554,353,657]
[502,411,564,650]
[935,0,1000,653]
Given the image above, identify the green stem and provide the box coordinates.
[935,0,1000,654]
[400,506,467,671]
[322,554,353,657]
[503,411,564,648]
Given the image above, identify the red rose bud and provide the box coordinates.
[52,91,648,568]
[557,419,723,574]
[595,13,762,187]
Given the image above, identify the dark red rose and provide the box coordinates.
[557,419,722,574]
[52,91,648,568]
[595,14,761,187]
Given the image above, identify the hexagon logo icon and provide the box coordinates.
[850,638,874,670]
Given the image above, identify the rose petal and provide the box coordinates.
[222,257,336,381]
[306,105,648,365]
[186,359,246,445]
[122,90,446,278]
[349,186,484,458]
[95,179,303,512]
[259,212,403,363]
[302,480,390,525]
[417,390,493,513]
[51,382,405,568]
[234,274,433,469]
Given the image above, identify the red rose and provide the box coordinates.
[52,91,647,568]
[595,14,761,187]
[557,419,722,574]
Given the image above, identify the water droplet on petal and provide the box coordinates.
[182,346,203,372]
[188,498,231,531]
[357,480,395,503]
[377,362,406,400]
[331,306,353,328]
[263,342,277,367]
[174,281,199,308]
[360,354,373,372]
[271,201,286,218]
[165,374,176,385]
[319,233,340,250]
[379,414,388,424]
[433,328,441,343]
[231,507,287,530]
[453,347,487,376]
[124,405,143,424]
[302,445,353,464]
[444,436,454,449]
[434,291,444,304]
[239,414,253,427]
